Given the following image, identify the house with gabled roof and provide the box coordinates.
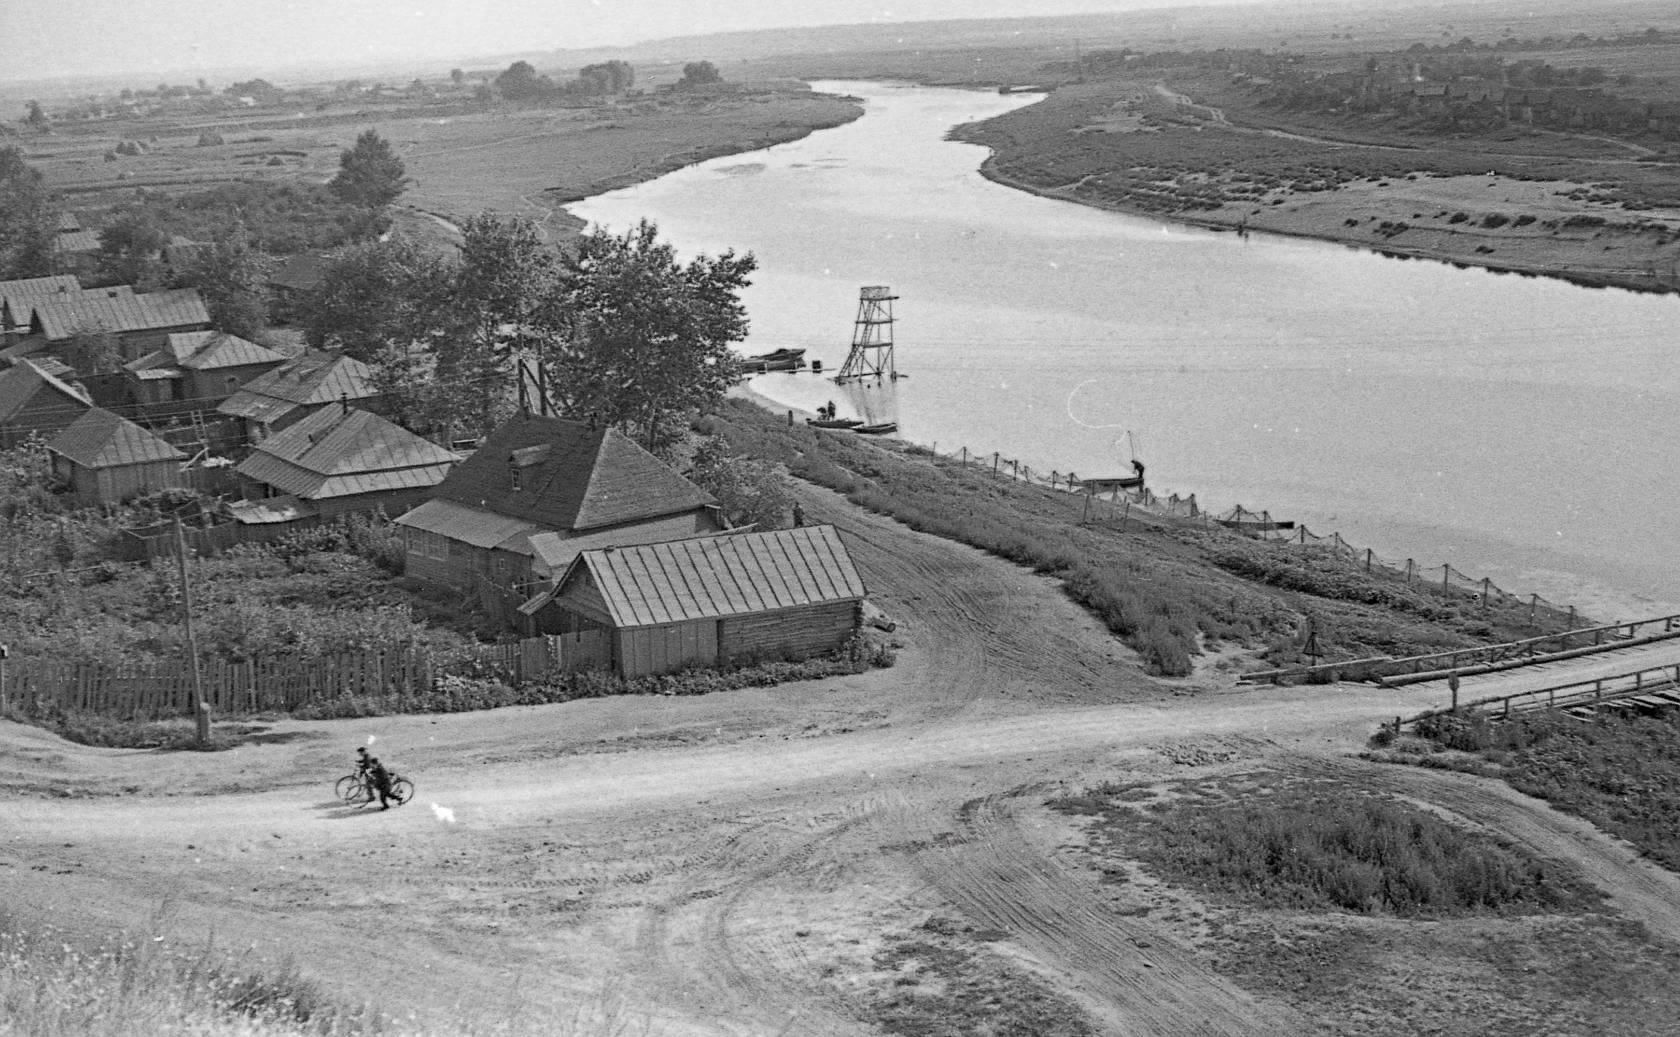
[24,286,210,363]
[46,406,187,505]
[228,404,460,528]
[124,330,287,408]
[0,275,82,342]
[0,357,94,448]
[216,349,378,443]
[523,525,866,676]
[394,412,724,595]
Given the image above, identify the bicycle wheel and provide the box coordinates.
[335,775,362,803]
[389,777,414,806]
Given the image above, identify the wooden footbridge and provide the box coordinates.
[1237,612,1680,728]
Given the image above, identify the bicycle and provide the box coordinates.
[335,771,414,807]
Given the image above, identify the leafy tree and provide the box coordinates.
[450,68,465,86]
[328,129,408,209]
[547,219,753,451]
[495,61,552,101]
[297,237,451,361]
[25,101,49,129]
[96,209,167,287]
[64,329,122,375]
[677,61,722,89]
[577,61,634,95]
[0,146,56,279]
[172,224,273,338]
[688,435,788,530]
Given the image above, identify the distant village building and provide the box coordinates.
[395,413,723,597]
[45,406,187,505]
[523,525,866,677]
[227,404,459,529]
[124,330,287,408]
[0,357,94,448]
[216,349,378,442]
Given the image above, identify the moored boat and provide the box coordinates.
[806,417,863,429]
[853,422,898,435]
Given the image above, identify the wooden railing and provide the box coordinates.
[1239,612,1680,685]
[1400,662,1680,730]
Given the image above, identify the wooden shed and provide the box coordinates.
[533,524,867,677]
[0,357,93,448]
[46,407,187,506]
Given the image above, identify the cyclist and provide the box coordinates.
[366,755,395,809]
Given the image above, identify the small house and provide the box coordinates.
[0,275,81,343]
[124,330,287,408]
[395,412,722,596]
[216,349,378,443]
[26,287,210,364]
[46,407,187,505]
[230,405,459,526]
[525,525,866,676]
[0,357,94,448]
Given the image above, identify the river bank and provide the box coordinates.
[954,81,1680,296]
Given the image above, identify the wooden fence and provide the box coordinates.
[0,632,610,721]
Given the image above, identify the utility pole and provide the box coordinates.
[175,519,209,746]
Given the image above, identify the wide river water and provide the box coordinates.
[570,81,1680,621]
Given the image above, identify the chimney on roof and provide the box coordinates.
[340,392,349,417]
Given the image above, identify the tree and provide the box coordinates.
[577,61,634,95]
[0,146,56,279]
[495,61,552,101]
[328,129,408,209]
[677,61,722,89]
[547,219,754,451]
[688,436,788,531]
[96,209,167,287]
[297,236,451,361]
[172,224,272,338]
[450,68,465,86]
[24,101,49,129]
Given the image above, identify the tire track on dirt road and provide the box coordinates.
[795,482,1144,719]
[915,786,1305,1035]
[632,792,915,1035]
[1308,756,1680,943]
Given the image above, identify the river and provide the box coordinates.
[569,81,1680,621]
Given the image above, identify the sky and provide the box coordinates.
[2,0,1271,85]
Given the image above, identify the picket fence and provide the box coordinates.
[0,632,610,721]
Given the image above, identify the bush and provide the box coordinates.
[1482,212,1510,228]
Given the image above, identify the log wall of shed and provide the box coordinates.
[719,600,860,664]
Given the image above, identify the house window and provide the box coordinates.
[509,465,521,492]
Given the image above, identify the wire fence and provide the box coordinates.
[924,442,1586,633]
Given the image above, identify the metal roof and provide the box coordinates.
[162,330,287,371]
[1,275,82,327]
[562,524,866,629]
[0,358,93,422]
[32,287,208,340]
[46,407,185,468]
[53,229,101,254]
[394,498,542,553]
[226,494,319,525]
[236,406,459,500]
[217,349,376,417]
[529,524,734,574]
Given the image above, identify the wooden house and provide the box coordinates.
[229,405,459,527]
[395,412,722,595]
[216,349,378,443]
[523,525,866,677]
[0,358,94,448]
[124,330,287,408]
[25,286,211,364]
[0,275,81,344]
[46,407,187,505]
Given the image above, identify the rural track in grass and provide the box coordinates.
[1302,755,1680,944]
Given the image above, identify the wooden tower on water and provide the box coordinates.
[835,286,901,383]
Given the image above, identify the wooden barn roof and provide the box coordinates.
[0,358,93,422]
[236,406,458,501]
[429,413,715,534]
[560,524,865,629]
[47,407,184,468]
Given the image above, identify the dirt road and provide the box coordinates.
[4,484,1674,1034]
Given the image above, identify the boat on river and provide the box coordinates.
[807,417,863,429]
[742,347,807,374]
[853,422,898,436]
